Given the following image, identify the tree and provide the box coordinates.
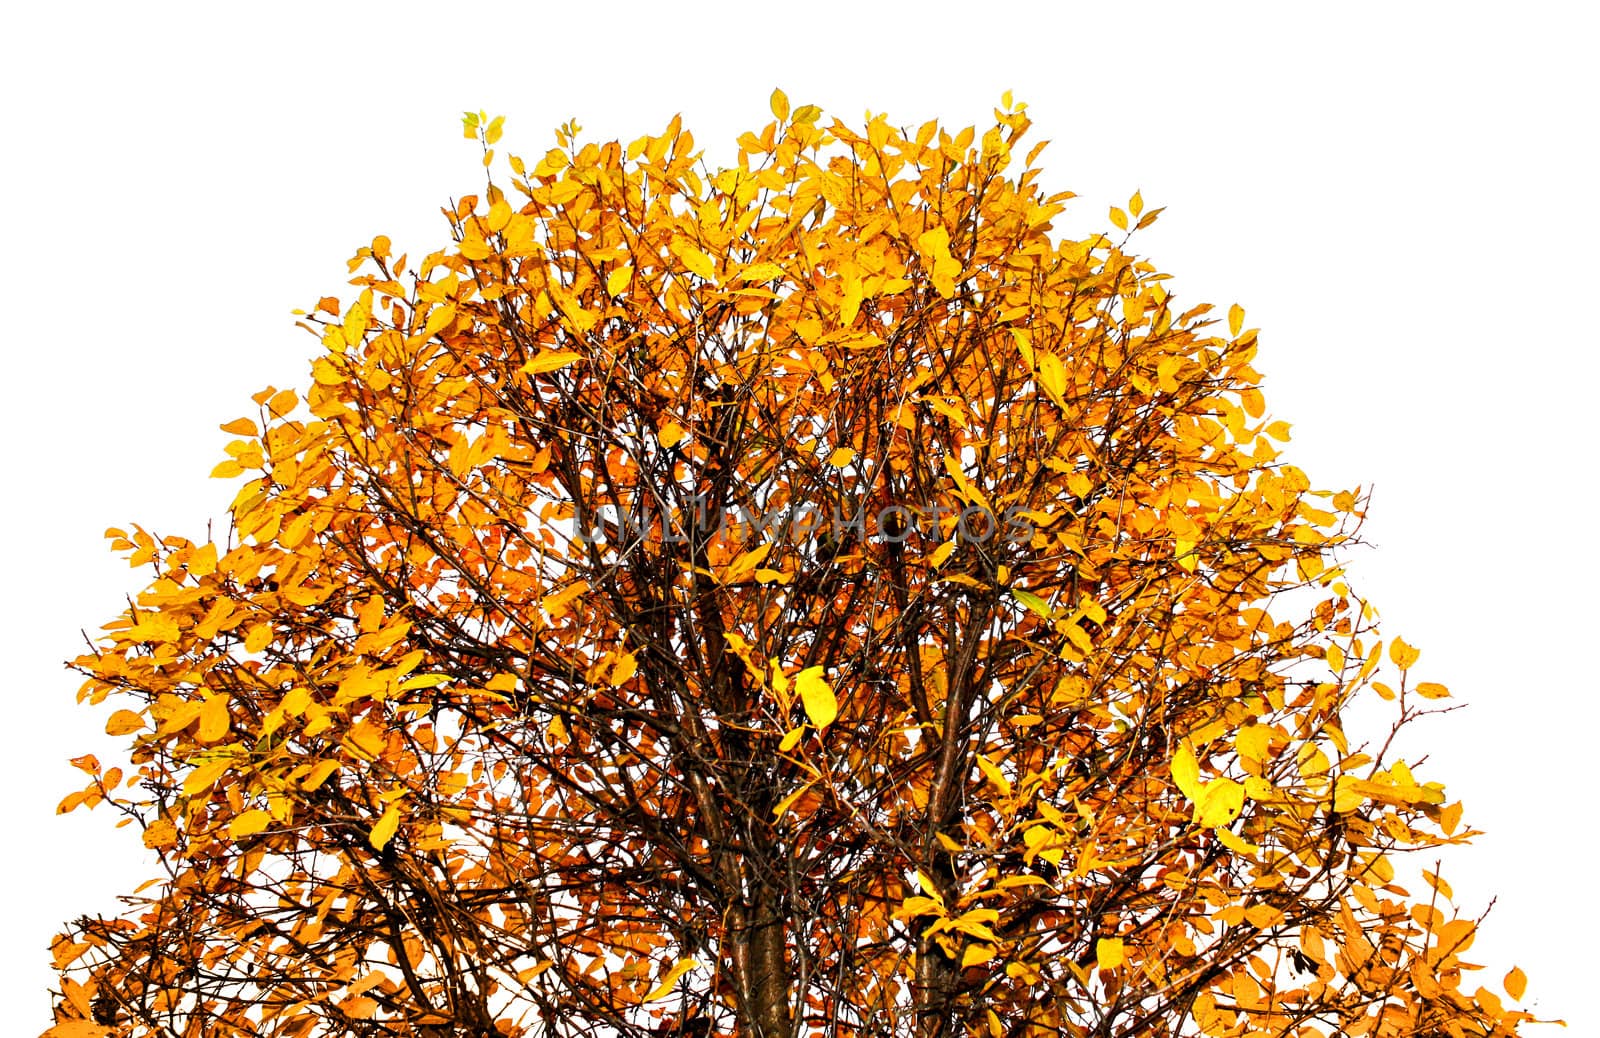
[47,94,1544,1038]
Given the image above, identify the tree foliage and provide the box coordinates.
[48,94,1544,1038]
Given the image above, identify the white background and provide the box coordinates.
[3,2,1593,1031]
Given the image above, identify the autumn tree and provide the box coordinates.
[47,95,1546,1038]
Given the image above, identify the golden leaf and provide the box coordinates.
[609,652,639,687]
[962,943,997,968]
[183,754,233,798]
[522,350,583,376]
[369,802,402,850]
[641,957,699,1002]
[671,240,717,280]
[105,709,146,736]
[739,262,786,281]
[1389,636,1420,670]
[196,694,231,743]
[230,809,271,839]
[795,666,837,728]
[142,819,177,849]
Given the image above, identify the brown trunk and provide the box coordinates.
[746,883,790,1038]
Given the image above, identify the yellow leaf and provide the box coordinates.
[1109,206,1128,231]
[342,303,369,347]
[127,615,181,643]
[345,720,388,761]
[1010,327,1035,370]
[659,421,688,449]
[244,623,273,653]
[610,652,639,686]
[942,454,991,512]
[183,754,233,797]
[142,819,177,849]
[1217,827,1261,855]
[672,240,717,280]
[1195,778,1245,828]
[1037,352,1067,401]
[422,303,457,340]
[772,783,809,819]
[607,265,633,295]
[369,802,402,850]
[1264,420,1292,441]
[267,389,298,418]
[219,417,258,436]
[186,542,218,577]
[795,666,837,729]
[105,709,146,736]
[1504,965,1527,1001]
[739,262,786,281]
[1096,937,1124,969]
[778,727,803,753]
[1235,725,1271,764]
[916,226,961,298]
[1012,588,1051,619]
[827,447,855,467]
[485,115,505,146]
[770,87,790,121]
[230,809,271,838]
[1389,636,1420,670]
[196,694,231,743]
[924,395,970,428]
[1170,743,1202,801]
[303,759,341,790]
[311,357,345,386]
[962,943,997,968]
[724,543,773,584]
[840,270,863,326]
[542,581,589,619]
[548,179,583,206]
[1415,681,1450,699]
[210,459,244,479]
[975,754,1012,797]
[484,200,512,234]
[522,350,583,375]
[1229,303,1245,338]
[641,957,699,1002]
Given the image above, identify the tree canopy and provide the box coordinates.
[47,94,1542,1038]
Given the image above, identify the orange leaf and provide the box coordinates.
[105,709,146,736]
